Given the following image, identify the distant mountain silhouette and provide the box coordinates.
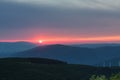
[14,44,96,65]
[97,56,120,67]
[13,44,120,65]
[0,42,37,57]
[71,43,120,48]
[91,46,120,66]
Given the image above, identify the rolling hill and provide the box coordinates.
[0,58,67,64]
[71,43,120,48]
[0,42,37,57]
[14,44,98,65]
[12,44,120,65]
[0,58,120,80]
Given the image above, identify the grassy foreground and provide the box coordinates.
[0,58,120,80]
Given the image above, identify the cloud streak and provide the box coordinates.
[0,0,120,42]
[2,0,120,11]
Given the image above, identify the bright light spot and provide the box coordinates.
[38,40,43,43]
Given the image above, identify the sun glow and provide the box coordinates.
[38,40,43,43]
[36,36,120,44]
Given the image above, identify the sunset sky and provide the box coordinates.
[1,0,120,44]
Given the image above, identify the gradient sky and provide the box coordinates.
[1,0,120,44]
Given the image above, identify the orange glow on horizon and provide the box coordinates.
[1,36,120,44]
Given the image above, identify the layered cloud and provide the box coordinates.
[2,0,120,10]
[0,0,120,42]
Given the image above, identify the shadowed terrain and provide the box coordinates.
[14,44,120,66]
[0,58,120,80]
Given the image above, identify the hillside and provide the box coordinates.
[0,42,37,53]
[97,56,120,67]
[0,58,67,64]
[0,42,37,57]
[14,44,97,65]
[72,43,120,48]
[14,44,120,65]
[0,58,120,80]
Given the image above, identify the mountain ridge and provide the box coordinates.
[0,42,37,57]
[13,44,120,65]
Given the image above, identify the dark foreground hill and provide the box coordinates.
[0,58,120,80]
[0,58,67,64]
[14,44,120,65]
